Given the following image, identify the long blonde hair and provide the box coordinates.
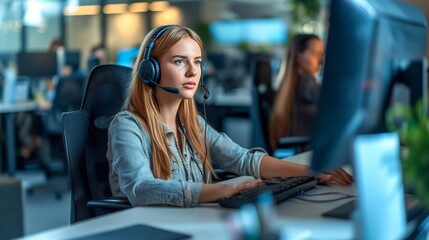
[268,34,320,151]
[126,25,214,180]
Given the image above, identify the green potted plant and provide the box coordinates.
[386,99,429,207]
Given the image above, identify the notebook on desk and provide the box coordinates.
[70,224,191,240]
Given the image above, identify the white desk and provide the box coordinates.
[19,183,356,240]
[0,102,37,113]
[19,149,357,240]
[0,101,38,176]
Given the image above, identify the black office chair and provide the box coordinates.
[61,64,132,223]
[250,57,310,156]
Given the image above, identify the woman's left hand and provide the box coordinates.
[318,168,353,186]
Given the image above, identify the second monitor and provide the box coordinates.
[311,0,428,171]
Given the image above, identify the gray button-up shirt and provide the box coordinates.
[107,111,266,207]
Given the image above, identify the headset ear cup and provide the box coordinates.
[201,62,206,83]
[139,59,155,86]
[139,25,175,87]
[150,58,161,84]
[139,57,161,86]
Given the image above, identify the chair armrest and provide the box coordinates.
[87,197,132,209]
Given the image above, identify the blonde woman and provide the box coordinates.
[107,26,351,207]
[269,34,325,151]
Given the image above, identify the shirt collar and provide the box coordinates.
[162,120,186,136]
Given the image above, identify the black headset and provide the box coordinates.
[138,25,208,98]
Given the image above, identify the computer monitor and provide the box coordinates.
[0,52,15,67]
[209,19,287,46]
[116,47,139,68]
[65,51,81,72]
[17,52,58,78]
[310,0,428,171]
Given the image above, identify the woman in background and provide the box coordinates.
[269,34,325,151]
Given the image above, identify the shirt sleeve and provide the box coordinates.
[198,116,267,179]
[107,112,203,207]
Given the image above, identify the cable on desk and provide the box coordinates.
[295,191,356,203]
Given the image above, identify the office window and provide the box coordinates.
[0,0,22,52]
[25,0,61,51]
[64,0,101,70]
[67,14,101,69]
[106,13,145,51]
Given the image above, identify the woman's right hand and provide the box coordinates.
[223,179,265,198]
[200,179,265,203]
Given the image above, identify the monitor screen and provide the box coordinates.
[310,0,427,171]
[17,52,58,78]
[65,51,81,71]
[0,52,15,66]
[209,19,287,45]
[116,47,139,68]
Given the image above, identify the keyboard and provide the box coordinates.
[218,176,320,208]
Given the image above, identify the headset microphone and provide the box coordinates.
[152,80,180,94]
[199,61,210,100]
[201,84,210,100]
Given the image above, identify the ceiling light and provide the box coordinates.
[149,1,169,12]
[129,2,149,13]
[63,5,100,16]
[104,4,128,14]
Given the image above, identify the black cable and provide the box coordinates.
[180,122,204,181]
[295,191,356,203]
[302,192,356,197]
[202,95,208,183]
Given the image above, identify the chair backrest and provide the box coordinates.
[250,56,276,154]
[62,64,132,223]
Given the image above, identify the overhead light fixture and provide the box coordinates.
[149,1,169,12]
[104,4,128,14]
[129,2,149,13]
[63,5,100,16]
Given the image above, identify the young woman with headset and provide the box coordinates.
[106,25,353,207]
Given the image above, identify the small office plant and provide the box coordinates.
[386,99,429,208]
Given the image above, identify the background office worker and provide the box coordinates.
[269,34,324,151]
[87,44,107,73]
[107,25,352,207]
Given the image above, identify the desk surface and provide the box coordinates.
[20,182,355,240]
[0,101,37,113]
[20,150,356,240]
[0,101,38,176]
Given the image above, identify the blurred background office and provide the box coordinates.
[0,0,428,239]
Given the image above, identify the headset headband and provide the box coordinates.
[143,25,175,60]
